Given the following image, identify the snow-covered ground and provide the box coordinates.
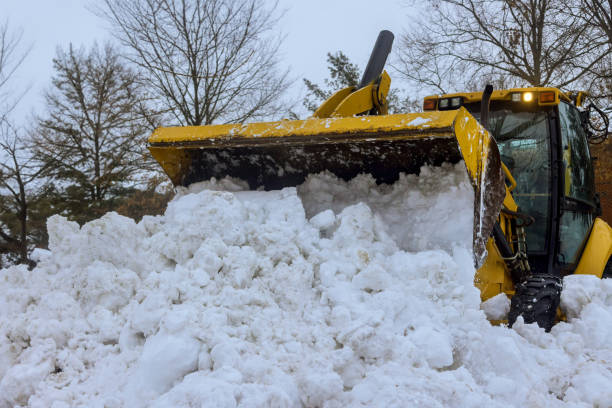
[1,163,612,407]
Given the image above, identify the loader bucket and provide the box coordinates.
[149,107,505,267]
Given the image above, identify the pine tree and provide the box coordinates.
[303,52,360,112]
[303,51,413,114]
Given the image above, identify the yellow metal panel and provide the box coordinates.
[575,91,588,107]
[425,87,571,106]
[475,238,514,301]
[574,218,612,278]
[452,107,506,265]
[453,107,490,183]
[149,111,458,145]
[148,146,192,185]
[503,188,518,212]
[331,85,376,117]
[374,71,391,115]
[500,161,519,212]
[313,86,355,118]
[314,70,390,118]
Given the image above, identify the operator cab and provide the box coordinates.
[424,88,598,275]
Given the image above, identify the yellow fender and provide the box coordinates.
[574,218,612,278]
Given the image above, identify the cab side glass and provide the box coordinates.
[558,211,593,265]
[558,102,596,205]
[558,102,596,266]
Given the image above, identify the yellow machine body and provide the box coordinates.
[149,28,611,330]
[149,70,611,313]
[476,238,515,301]
[428,87,612,303]
[574,218,612,278]
[423,87,572,109]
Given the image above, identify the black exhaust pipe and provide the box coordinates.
[358,30,394,89]
[480,84,493,130]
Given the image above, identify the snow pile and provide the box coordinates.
[1,162,612,407]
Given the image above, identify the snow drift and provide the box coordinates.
[1,163,612,407]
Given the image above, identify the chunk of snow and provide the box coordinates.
[482,293,511,320]
[406,117,432,126]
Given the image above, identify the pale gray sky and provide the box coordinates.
[3,0,410,122]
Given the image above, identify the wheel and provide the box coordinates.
[508,274,562,332]
[603,258,612,279]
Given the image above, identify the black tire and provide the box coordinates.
[603,258,612,279]
[508,274,563,332]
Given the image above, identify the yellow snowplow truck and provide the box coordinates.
[148,31,612,331]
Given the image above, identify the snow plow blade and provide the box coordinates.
[149,107,505,265]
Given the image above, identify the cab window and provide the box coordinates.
[557,102,595,265]
[558,211,593,265]
[486,109,551,253]
[558,102,595,205]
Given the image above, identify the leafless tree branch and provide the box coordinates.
[394,0,609,96]
[95,0,291,126]
[0,121,44,268]
[0,20,31,121]
[31,44,157,204]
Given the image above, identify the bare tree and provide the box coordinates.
[577,0,612,45]
[560,0,612,99]
[0,20,30,121]
[395,0,609,94]
[32,44,155,208]
[96,0,290,126]
[0,20,37,267]
[0,123,45,268]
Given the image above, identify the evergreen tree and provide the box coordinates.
[303,51,413,114]
[303,52,360,112]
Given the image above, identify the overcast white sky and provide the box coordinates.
[3,0,411,122]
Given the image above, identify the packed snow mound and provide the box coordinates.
[1,162,611,407]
